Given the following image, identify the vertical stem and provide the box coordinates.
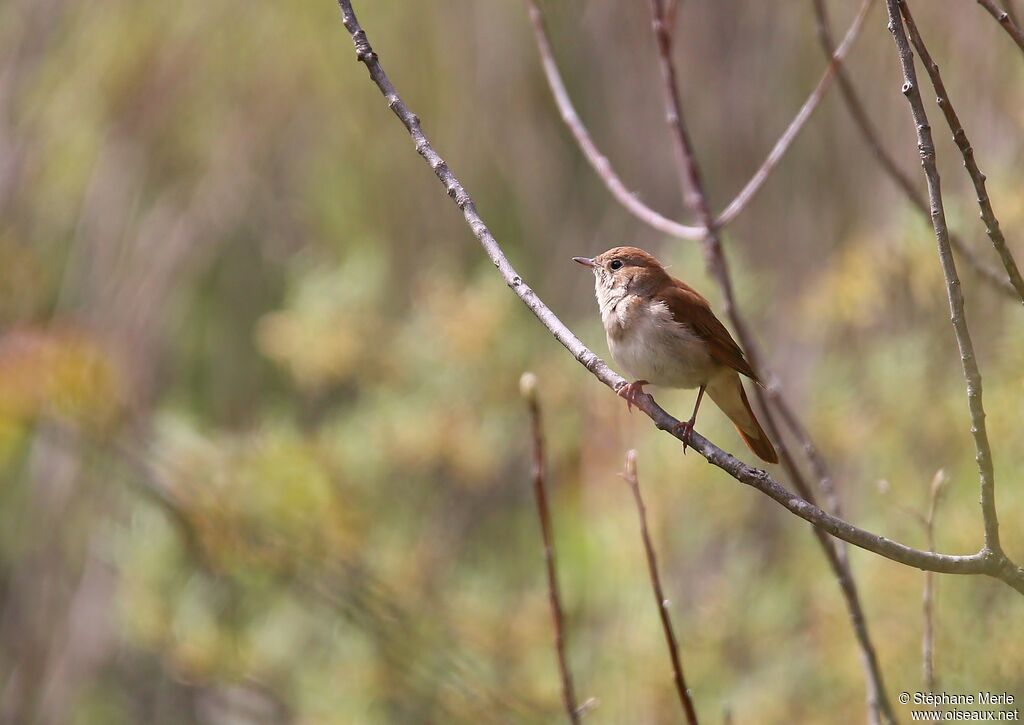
[900,2,1024,304]
[811,0,1022,302]
[522,373,581,724]
[644,4,894,722]
[922,469,946,693]
[921,570,935,692]
[623,451,700,724]
[885,0,1002,557]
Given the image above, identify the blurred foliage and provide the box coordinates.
[0,326,124,461]
[1,0,1023,723]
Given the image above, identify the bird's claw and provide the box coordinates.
[617,380,650,414]
[672,420,696,455]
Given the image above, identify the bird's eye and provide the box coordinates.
[610,260,623,271]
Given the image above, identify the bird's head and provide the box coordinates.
[572,246,670,298]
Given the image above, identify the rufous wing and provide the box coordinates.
[657,280,759,382]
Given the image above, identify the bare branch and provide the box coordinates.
[770,393,842,517]
[524,0,706,240]
[622,451,699,724]
[714,0,873,227]
[1003,0,1021,29]
[521,373,581,724]
[662,0,681,44]
[922,469,947,693]
[645,3,895,721]
[646,0,715,229]
[333,0,1024,596]
[978,0,1024,54]
[527,0,856,539]
[812,0,1022,302]
[900,3,1024,303]
[886,0,1003,557]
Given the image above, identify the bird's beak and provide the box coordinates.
[572,256,595,268]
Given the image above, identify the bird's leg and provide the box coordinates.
[617,380,650,413]
[672,384,706,454]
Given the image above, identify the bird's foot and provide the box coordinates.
[671,419,696,455]
[616,380,650,414]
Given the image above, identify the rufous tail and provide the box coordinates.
[706,371,779,464]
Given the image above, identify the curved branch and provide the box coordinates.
[885,0,1002,555]
[526,0,872,237]
[713,0,873,227]
[813,0,1023,302]
[333,0,1024,596]
[524,0,706,241]
[532,4,892,717]
[978,0,1024,54]
[900,4,1024,303]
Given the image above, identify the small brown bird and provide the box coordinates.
[573,246,778,464]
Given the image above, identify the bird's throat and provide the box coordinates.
[595,279,629,333]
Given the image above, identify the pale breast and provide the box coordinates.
[603,297,717,389]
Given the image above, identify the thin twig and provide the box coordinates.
[521,373,581,724]
[644,4,895,722]
[1003,0,1021,29]
[646,1,716,228]
[886,0,1003,557]
[527,0,1003,315]
[922,469,947,693]
[770,392,842,517]
[662,0,681,44]
[528,0,866,534]
[978,0,1024,54]
[528,0,870,234]
[713,0,873,227]
[812,0,1021,302]
[622,450,699,724]
[524,0,705,240]
[644,0,837,521]
[333,0,1024,596]
[900,3,1024,304]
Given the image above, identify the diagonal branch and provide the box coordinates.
[771,393,842,517]
[900,4,1024,303]
[977,0,1024,54]
[527,0,859,534]
[885,0,1002,556]
[812,0,1022,303]
[333,0,1024,596]
[622,450,699,725]
[525,0,705,240]
[713,0,873,227]
[522,373,581,724]
[526,0,870,238]
[644,4,894,721]
[1004,0,1021,28]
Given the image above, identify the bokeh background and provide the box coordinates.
[1,0,1023,722]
